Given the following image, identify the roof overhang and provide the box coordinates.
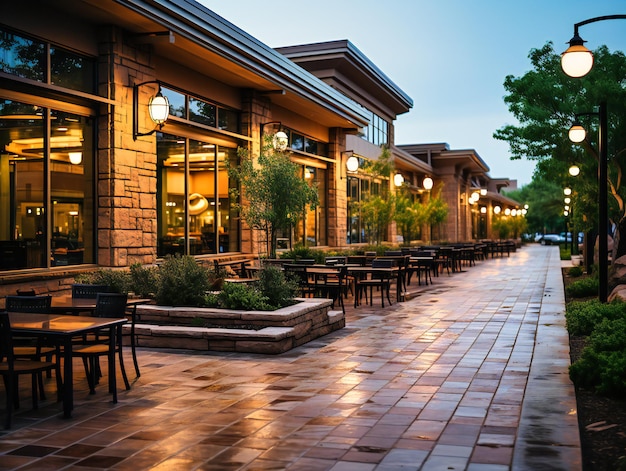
[46,0,370,130]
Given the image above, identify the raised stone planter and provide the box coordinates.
[123,298,344,354]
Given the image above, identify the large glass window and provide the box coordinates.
[347,176,385,244]
[162,87,239,134]
[1,26,96,94]
[365,111,389,147]
[0,100,95,270]
[157,134,239,256]
[291,165,326,248]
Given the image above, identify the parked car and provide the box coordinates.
[537,234,564,245]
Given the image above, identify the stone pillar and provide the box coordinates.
[239,90,272,256]
[96,26,157,267]
[438,169,460,242]
[328,128,346,248]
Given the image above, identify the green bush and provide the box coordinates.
[568,266,584,277]
[75,268,131,294]
[565,299,626,336]
[280,246,325,264]
[202,292,220,308]
[567,300,626,397]
[565,275,599,298]
[155,254,211,307]
[256,265,298,308]
[129,263,160,298]
[216,266,298,311]
[569,317,626,397]
[218,282,272,311]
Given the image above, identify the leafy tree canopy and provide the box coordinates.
[494,42,626,234]
[230,136,319,258]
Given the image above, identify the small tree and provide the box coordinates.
[230,135,319,258]
[394,192,428,246]
[425,183,448,242]
[357,147,396,246]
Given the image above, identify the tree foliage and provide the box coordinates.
[504,178,566,235]
[355,147,395,245]
[494,42,626,247]
[229,136,319,258]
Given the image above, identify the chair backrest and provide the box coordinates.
[384,250,402,256]
[16,289,36,296]
[94,293,128,318]
[72,284,112,299]
[346,256,367,266]
[5,295,52,313]
[263,258,293,267]
[371,259,395,268]
[0,311,16,364]
[325,256,346,266]
[294,259,316,265]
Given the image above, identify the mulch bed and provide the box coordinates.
[563,268,626,470]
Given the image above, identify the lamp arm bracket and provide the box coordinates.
[574,14,626,34]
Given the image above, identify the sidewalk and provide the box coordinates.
[0,244,580,470]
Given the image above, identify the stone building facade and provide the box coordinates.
[0,0,519,296]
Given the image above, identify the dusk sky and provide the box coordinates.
[201,0,626,186]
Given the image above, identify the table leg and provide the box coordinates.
[108,326,117,403]
[130,306,140,377]
[62,338,73,418]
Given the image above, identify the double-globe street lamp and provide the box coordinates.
[561,15,625,302]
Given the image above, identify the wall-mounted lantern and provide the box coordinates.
[133,81,170,140]
[273,131,289,151]
[422,176,433,190]
[393,173,405,187]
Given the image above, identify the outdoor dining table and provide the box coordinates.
[49,295,151,378]
[7,312,127,418]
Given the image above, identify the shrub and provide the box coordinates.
[218,282,272,311]
[75,268,131,294]
[568,266,584,277]
[568,302,626,397]
[280,246,325,264]
[566,275,599,298]
[207,267,228,291]
[565,299,626,336]
[257,265,298,308]
[155,254,211,307]
[129,263,160,298]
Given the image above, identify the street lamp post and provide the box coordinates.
[567,104,608,302]
[561,15,624,302]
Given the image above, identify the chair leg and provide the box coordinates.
[82,357,96,394]
[117,347,131,391]
[131,325,141,378]
[3,376,13,429]
[37,372,46,401]
[31,374,39,410]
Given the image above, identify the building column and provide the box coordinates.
[97,26,157,267]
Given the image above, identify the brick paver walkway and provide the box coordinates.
[0,245,580,470]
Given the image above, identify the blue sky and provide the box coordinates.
[200,0,626,187]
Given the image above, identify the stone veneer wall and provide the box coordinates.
[97,26,157,268]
